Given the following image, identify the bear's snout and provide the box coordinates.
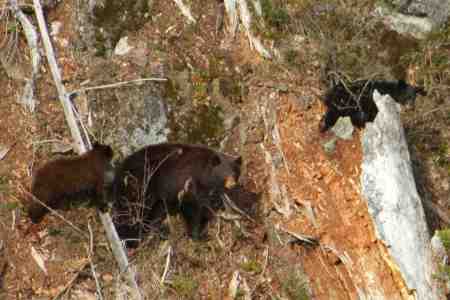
[224,176,238,189]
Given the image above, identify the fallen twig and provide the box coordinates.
[33,1,142,297]
[279,226,319,247]
[322,244,353,269]
[31,246,47,275]
[222,193,255,223]
[173,0,196,23]
[33,0,86,153]
[87,222,103,300]
[71,77,168,95]
[19,186,88,239]
[51,260,90,300]
[160,245,172,286]
[0,142,15,161]
[9,0,40,112]
[100,214,143,299]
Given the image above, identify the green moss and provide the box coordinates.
[167,67,226,146]
[438,229,450,249]
[282,270,310,300]
[171,275,198,299]
[189,104,223,145]
[261,0,290,29]
[0,176,9,194]
[240,259,263,274]
[434,142,449,168]
[434,264,450,283]
[48,228,64,236]
[0,201,18,211]
[256,0,291,40]
[92,0,150,53]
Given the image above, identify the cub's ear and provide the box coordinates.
[92,141,100,148]
[235,156,242,166]
[210,154,221,167]
[415,86,427,96]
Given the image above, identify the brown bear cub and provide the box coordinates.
[28,142,114,223]
[111,143,242,243]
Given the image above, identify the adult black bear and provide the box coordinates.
[111,143,242,243]
[319,79,426,132]
[28,142,114,223]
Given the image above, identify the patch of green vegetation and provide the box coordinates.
[438,229,450,250]
[187,103,224,146]
[7,23,18,33]
[434,264,450,283]
[282,270,310,300]
[240,259,262,274]
[434,142,449,168]
[92,0,150,53]
[261,0,290,29]
[0,176,9,194]
[376,0,396,10]
[285,49,299,66]
[235,289,247,299]
[171,275,198,299]
[94,31,108,57]
[0,201,18,211]
[252,0,291,40]
[219,76,245,103]
[48,228,64,236]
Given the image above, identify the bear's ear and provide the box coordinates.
[210,154,221,167]
[92,141,100,148]
[415,86,427,96]
[235,156,242,166]
[104,145,114,158]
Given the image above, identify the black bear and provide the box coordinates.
[27,142,114,223]
[319,79,426,132]
[111,143,242,243]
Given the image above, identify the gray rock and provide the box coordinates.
[361,91,444,299]
[331,117,354,140]
[322,137,337,154]
[90,82,169,157]
[431,233,447,263]
[375,6,434,39]
[393,0,450,26]
[114,36,133,56]
[376,0,450,39]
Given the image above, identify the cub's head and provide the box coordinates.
[204,152,242,191]
[92,142,114,161]
[392,80,427,105]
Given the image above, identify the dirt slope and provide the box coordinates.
[1,0,449,299]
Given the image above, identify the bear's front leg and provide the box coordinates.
[319,109,340,132]
[180,198,204,240]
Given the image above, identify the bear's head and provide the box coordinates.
[391,80,427,105]
[92,142,114,161]
[201,153,242,192]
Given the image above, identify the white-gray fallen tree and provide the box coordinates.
[7,0,40,112]
[360,91,444,299]
[31,0,142,298]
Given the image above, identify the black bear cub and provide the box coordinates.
[111,143,242,242]
[28,142,114,223]
[319,79,426,132]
